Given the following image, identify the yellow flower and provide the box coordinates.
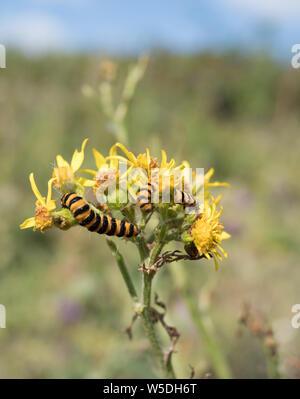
[79,143,133,196]
[190,196,230,270]
[187,167,230,211]
[79,144,134,201]
[81,143,197,204]
[117,144,184,198]
[52,138,93,188]
[87,147,123,190]
[79,147,109,180]
[108,143,187,189]
[204,168,230,198]
[20,173,56,232]
[107,143,178,175]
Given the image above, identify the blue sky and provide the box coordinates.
[0,0,299,63]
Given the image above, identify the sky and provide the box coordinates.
[0,0,299,63]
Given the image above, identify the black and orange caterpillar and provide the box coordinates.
[137,180,196,213]
[61,193,140,238]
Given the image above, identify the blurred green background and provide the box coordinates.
[0,51,300,378]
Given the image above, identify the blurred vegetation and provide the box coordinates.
[0,50,300,378]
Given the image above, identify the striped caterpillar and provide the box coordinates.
[61,193,140,238]
[137,180,196,213]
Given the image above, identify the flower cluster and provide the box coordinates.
[20,139,230,269]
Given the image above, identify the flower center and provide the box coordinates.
[94,168,118,189]
[34,206,54,232]
[191,216,217,254]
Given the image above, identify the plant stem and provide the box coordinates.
[148,212,168,266]
[141,271,172,377]
[107,237,176,378]
[136,236,149,262]
[183,284,232,379]
[141,270,176,378]
[264,345,281,379]
[137,231,176,379]
[106,239,138,301]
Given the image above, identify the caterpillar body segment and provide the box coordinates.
[173,189,196,207]
[137,181,196,213]
[61,193,140,238]
[137,181,157,213]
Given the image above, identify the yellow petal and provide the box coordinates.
[214,250,223,260]
[78,168,97,177]
[212,254,219,271]
[207,182,230,188]
[215,194,223,206]
[56,155,69,168]
[145,148,150,174]
[81,178,96,187]
[20,217,35,229]
[205,168,215,182]
[93,148,107,170]
[168,159,176,169]
[181,160,190,169]
[110,143,137,164]
[29,173,45,206]
[146,148,150,163]
[46,178,55,207]
[106,155,133,165]
[220,231,231,240]
[71,138,88,172]
[161,150,167,169]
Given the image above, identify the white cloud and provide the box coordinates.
[222,0,300,21]
[0,12,69,53]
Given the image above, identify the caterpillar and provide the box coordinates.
[61,193,140,238]
[137,180,196,213]
[137,181,156,213]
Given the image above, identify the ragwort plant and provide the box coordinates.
[20,57,231,379]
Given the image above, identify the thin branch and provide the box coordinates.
[138,250,205,273]
[122,313,138,340]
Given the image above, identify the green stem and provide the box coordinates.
[183,284,232,379]
[136,236,149,262]
[141,272,171,376]
[148,213,168,266]
[107,236,176,378]
[141,272,176,379]
[138,232,176,379]
[264,345,281,379]
[106,239,138,300]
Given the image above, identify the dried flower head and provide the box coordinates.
[20,173,56,232]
